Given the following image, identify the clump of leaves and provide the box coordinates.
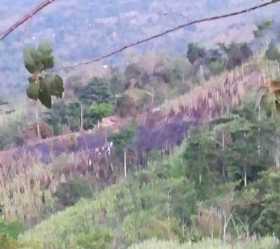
[23,41,64,108]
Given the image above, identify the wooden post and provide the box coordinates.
[244,167,247,187]
[80,102,84,131]
[35,101,41,139]
[124,149,127,177]
[222,131,226,179]
[257,103,261,158]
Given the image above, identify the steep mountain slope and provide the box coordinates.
[0,58,272,225]
[0,59,264,166]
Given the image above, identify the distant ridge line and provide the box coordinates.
[59,0,280,70]
[0,0,280,69]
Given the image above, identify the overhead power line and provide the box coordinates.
[60,0,280,70]
[0,0,57,40]
[0,0,279,70]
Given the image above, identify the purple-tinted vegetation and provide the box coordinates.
[0,68,260,170]
[133,69,260,155]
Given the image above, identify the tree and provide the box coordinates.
[83,102,113,129]
[24,41,64,109]
[23,41,64,138]
[265,41,280,62]
[181,128,220,199]
[205,49,226,75]
[216,102,275,188]
[219,42,253,70]
[116,89,153,117]
[74,78,115,129]
[254,20,273,38]
[76,78,113,105]
[187,43,206,65]
[87,103,113,124]
[236,170,280,238]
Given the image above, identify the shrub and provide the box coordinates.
[0,235,43,249]
[87,102,113,124]
[54,178,94,208]
[123,212,182,244]
[0,219,24,239]
[187,43,206,65]
[75,229,113,249]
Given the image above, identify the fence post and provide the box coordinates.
[124,149,127,177]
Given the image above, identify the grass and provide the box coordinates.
[128,237,279,249]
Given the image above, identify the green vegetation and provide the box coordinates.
[24,42,64,109]
[0,219,24,239]
[128,238,279,249]
[14,95,279,248]
[266,42,280,62]
[54,178,95,209]
[1,5,280,248]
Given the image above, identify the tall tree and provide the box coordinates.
[23,41,64,137]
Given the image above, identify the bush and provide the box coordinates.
[86,102,113,124]
[123,212,182,244]
[0,235,43,249]
[54,178,94,208]
[116,89,152,117]
[187,43,207,65]
[0,219,24,239]
[75,229,113,249]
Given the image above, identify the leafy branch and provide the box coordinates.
[24,41,64,108]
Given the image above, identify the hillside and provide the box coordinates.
[0,56,276,226]
[0,0,277,95]
[1,1,280,249]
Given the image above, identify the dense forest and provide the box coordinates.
[0,1,280,249]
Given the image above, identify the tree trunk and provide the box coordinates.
[35,101,41,139]
[80,102,84,131]
[257,104,261,158]
[124,149,127,177]
[222,131,226,179]
[244,167,247,187]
